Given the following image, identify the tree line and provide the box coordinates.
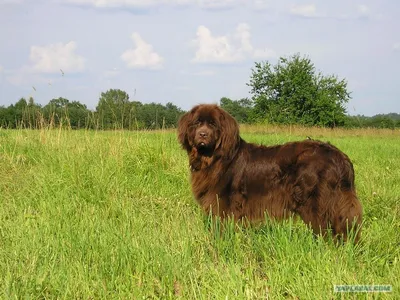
[0,89,185,130]
[1,53,399,130]
[219,97,400,129]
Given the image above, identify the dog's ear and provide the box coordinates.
[177,110,193,151]
[217,107,240,159]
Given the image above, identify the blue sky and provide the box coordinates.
[0,0,399,116]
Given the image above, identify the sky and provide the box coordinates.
[0,0,399,116]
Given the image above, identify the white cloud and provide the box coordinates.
[63,0,239,9]
[0,65,3,73]
[192,25,240,63]
[289,4,320,18]
[4,41,85,87]
[121,33,163,69]
[235,23,253,53]
[64,0,158,8]
[54,0,271,10]
[191,23,275,64]
[393,42,400,52]
[29,41,85,73]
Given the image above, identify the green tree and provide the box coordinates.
[247,53,351,127]
[368,116,395,129]
[136,103,168,129]
[15,98,28,127]
[41,97,90,129]
[96,89,131,129]
[220,97,253,123]
[67,101,91,129]
[127,101,145,129]
[24,97,42,128]
[0,106,8,127]
[0,104,16,128]
[43,97,71,127]
[164,102,185,128]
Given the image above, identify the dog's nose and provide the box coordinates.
[199,132,207,138]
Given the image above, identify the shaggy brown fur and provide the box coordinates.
[178,104,363,243]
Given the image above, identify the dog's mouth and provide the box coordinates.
[196,139,212,149]
[196,142,214,156]
[195,138,209,149]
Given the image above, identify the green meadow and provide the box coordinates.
[0,127,399,299]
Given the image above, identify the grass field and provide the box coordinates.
[0,126,399,299]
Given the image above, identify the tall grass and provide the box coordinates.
[0,125,398,298]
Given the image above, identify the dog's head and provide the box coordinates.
[177,104,240,158]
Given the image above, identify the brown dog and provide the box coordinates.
[178,104,363,243]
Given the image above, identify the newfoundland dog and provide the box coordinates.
[177,104,363,243]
